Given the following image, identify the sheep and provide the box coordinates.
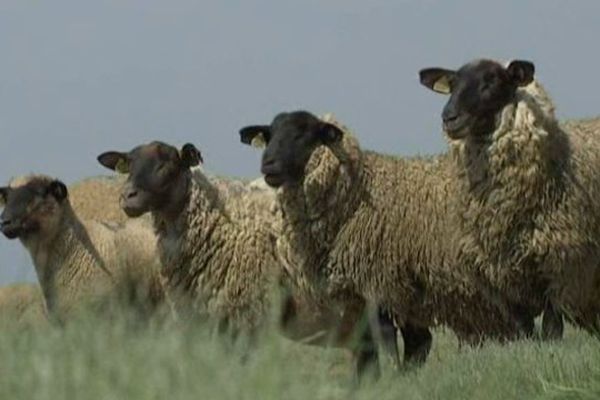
[0,283,47,327]
[419,58,600,339]
[96,141,390,380]
[239,111,525,369]
[0,175,165,322]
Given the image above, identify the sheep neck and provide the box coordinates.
[22,204,115,317]
[153,172,230,308]
[450,81,568,302]
[277,135,364,292]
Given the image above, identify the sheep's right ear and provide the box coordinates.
[97,151,130,174]
[239,125,271,149]
[319,122,344,145]
[0,187,8,206]
[506,60,535,87]
[179,143,203,168]
[48,180,68,202]
[419,68,456,95]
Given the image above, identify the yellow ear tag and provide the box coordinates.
[251,133,266,149]
[115,159,129,174]
[433,76,452,94]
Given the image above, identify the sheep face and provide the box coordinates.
[419,59,535,140]
[0,176,68,240]
[239,111,344,188]
[97,142,202,218]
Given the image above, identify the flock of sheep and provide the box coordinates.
[1,57,600,381]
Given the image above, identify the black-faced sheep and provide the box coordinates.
[239,111,524,368]
[419,58,600,338]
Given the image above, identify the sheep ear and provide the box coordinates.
[239,125,271,148]
[319,122,344,144]
[97,151,130,174]
[0,187,8,206]
[419,68,456,95]
[48,180,68,202]
[507,60,535,87]
[179,143,203,168]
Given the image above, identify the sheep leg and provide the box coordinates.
[353,320,380,382]
[541,301,564,340]
[509,302,535,338]
[400,323,432,365]
[375,308,401,370]
[351,304,392,382]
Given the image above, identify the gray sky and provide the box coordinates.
[1,0,599,284]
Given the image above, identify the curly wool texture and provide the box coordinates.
[12,176,164,321]
[0,283,47,327]
[275,116,520,341]
[450,82,600,329]
[152,169,350,340]
[152,170,281,331]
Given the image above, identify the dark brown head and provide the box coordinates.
[239,111,344,188]
[97,141,202,218]
[419,59,535,140]
[0,176,68,240]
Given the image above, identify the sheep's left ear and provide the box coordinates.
[319,122,344,144]
[507,60,535,87]
[179,143,203,168]
[419,68,456,95]
[239,125,271,149]
[48,180,68,202]
[0,187,8,206]
[97,151,130,174]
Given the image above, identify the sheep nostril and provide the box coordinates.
[0,219,10,228]
[126,190,138,199]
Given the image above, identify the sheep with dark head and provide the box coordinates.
[420,58,600,338]
[240,111,525,370]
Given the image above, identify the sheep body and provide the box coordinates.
[152,166,357,341]
[152,170,280,331]
[275,115,519,342]
[450,81,600,330]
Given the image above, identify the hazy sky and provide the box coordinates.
[1,0,599,283]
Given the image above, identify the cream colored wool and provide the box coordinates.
[151,169,281,331]
[10,175,164,321]
[274,116,520,342]
[151,167,352,339]
[450,81,600,330]
[0,283,47,327]
[69,175,130,224]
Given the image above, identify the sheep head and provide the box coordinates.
[239,110,344,188]
[419,59,534,140]
[0,175,68,240]
[97,141,202,218]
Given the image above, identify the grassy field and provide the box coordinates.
[0,314,598,400]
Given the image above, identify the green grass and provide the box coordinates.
[0,315,598,400]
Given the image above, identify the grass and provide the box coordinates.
[0,314,599,400]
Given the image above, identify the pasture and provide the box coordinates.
[0,313,598,400]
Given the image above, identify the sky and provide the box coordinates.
[1,0,599,284]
